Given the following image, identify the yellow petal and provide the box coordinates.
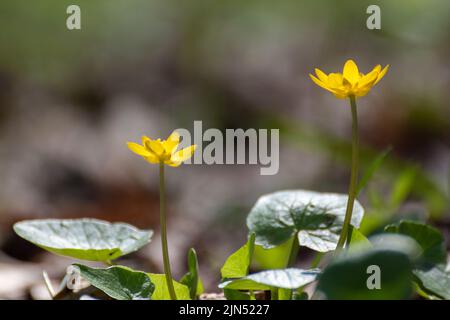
[148,139,165,156]
[164,159,182,167]
[310,74,337,94]
[142,135,151,146]
[370,64,382,74]
[127,142,151,157]
[163,130,180,154]
[357,66,380,89]
[354,87,371,97]
[145,153,160,164]
[343,59,360,85]
[171,145,197,163]
[327,73,344,88]
[374,65,389,85]
[315,68,328,82]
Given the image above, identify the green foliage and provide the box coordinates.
[348,226,372,249]
[385,220,450,299]
[389,168,417,209]
[253,239,293,270]
[13,219,153,262]
[385,220,446,265]
[220,268,320,291]
[148,274,191,300]
[74,264,154,300]
[247,190,364,252]
[11,189,448,301]
[277,116,449,218]
[413,265,450,300]
[317,248,413,299]
[221,233,255,279]
[357,147,392,195]
[223,289,254,300]
[180,248,204,299]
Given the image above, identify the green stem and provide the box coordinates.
[287,235,300,267]
[310,252,324,268]
[159,163,177,300]
[336,96,359,251]
[271,288,279,300]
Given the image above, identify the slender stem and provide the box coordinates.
[159,163,177,300]
[310,252,324,268]
[287,235,300,267]
[336,96,359,250]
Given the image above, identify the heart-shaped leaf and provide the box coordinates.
[385,220,446,265]
[148,273,191,300]
[74,264,154,300]
[247,190,364,252]
[317,247,413,299]
[180,248,204,299]
[221,233,255,279]
[14,219,153,261]
[219,268,320,291]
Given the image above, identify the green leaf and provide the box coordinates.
[385,221,449,299]
[317,248,413,300]
[180,248,204,299]
[247,190,364,252]
[278,288,293,300]
[74,264,154,300]
[219,268,320,291]
[221,233,255,279]
[292,291,309,300]
[413,264,450,299]
[253,239,293,270]
[389,167,417,208]
[14,219,153,261]
[385,220,446,265]
[148,273,191,300]
[223,289,252,300]
[357,147,392,195]
[369,233,422,261]
[348,226,372,248]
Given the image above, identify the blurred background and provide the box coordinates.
[0,0,449,299]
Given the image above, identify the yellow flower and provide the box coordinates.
[309,59,389,99]
[127,131,196,167]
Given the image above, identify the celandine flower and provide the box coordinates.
[310,59,389,251]
[127,130,196,300]
[310,59,389,98]
[127,131,196,166]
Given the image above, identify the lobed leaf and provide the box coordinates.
[247,190,364,252]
